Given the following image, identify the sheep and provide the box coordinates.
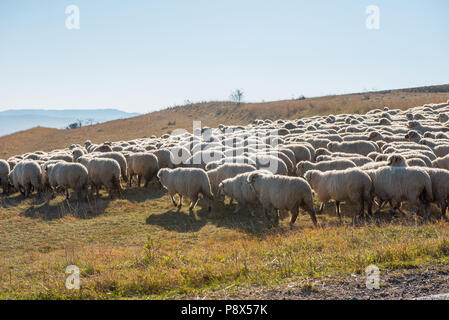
[205,157,257,171]
[265,151,295,175]
[45,162,88,200]
[49,154,73,162]
[304,168,373,222]
[94,152,128,183]
[423,168,449,220]
[250,154,289,175]
[284,144,313,162]
[157,168,213,211]
[327,141,378,156]
[72,148,86,162]
[9,160,43,197]
[432,154,449,170]
[207,163,256,197]
[0,159,10,194]
[185,150,225,169]
[217,171,269,215]
[152,149,175,169]
[93,144,113,153]
[126,153,159,187]
[296,159,356,177]
[246,171,317,227]
[86,158,122,198]
[365,166,433,217]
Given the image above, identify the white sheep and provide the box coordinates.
[0,159,10,194]
[126,153,159,187]
[157,168,213,211]
[304,168,373,222]
[296,159,356,177]
[86,158,122,198]
[207,163,256,196]
[45,162,88,200]
[365,166,433,217]
[327,141,378,156]
[246,171,317,227]
[9,160,43,197]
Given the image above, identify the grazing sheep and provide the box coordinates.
[157,168,213,211]
[284,144,313,162]
[327,141,378,156]
[218,171,269,215]
[432,154,449,170]
[423,168,449,220]
[152,149,175,169]
[94,152,128,183]
[251,154,289,175]
[45,162,88,200]
[9,160,43,197]
[296,159,356,177]
[366,166,433,217]
[72,148,86,162]
[0,159,10,194]
[86,158,122,197]
[207,163,256,196]
[246,171,317,227]
[126,153,159,187]
[316,155,372,167]
[304,168,373,221]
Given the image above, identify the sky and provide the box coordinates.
[0,0,448,113]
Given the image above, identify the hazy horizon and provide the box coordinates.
[1,0,448,113]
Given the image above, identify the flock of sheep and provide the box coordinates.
[2,100,449,227]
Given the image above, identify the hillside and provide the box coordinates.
[0,109,139,137]
[1,85,449,158]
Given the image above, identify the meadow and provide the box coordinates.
[1,85,449,299]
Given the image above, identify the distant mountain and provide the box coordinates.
[0,109,140,136]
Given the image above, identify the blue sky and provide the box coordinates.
[0,0,448,113]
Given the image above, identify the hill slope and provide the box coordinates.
[0,109,140,137]
[1,85,449,158]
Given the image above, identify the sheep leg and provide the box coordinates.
[229,198,234,205]
[263,208,272,223]
[128,173,133,187]
[233,204,241,214]
[189,195,199,211]
[335,201,343,223]
[24,183,31,198]
[319,202,325,213]
[289,206,299,228]
[250,208,255,217]
[302,201,318,227]
[137,175,142,188]
[178,195,183,208]
[274,210,280,226]
[65,188,70,200]
[170,194,178,207]
[441,202,448,221]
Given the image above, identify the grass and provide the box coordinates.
[1,186,449,299]
[1,87,449,299]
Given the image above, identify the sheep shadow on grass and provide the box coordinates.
[19,195,112,220]
[145,209,208,233]
[123,185,166,203]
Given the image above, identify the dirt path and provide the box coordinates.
[191,265,449,300]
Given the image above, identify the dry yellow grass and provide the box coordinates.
[1,86,449,299]
[1,187,449,299]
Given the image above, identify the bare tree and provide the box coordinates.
[230,89,244,106]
